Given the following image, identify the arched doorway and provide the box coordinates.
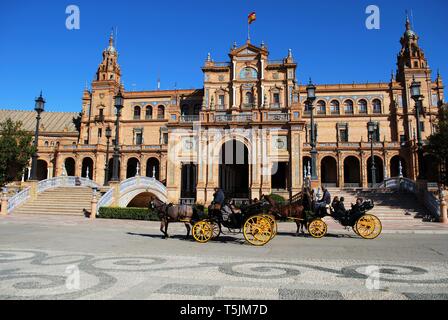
[81,158,94,179]
[127,192,156,208]
[181,163,197,200]
[424,155,439,183]
[321,156,337,187]
[219,140,250,199]
[126,158,140,178]
[367,156,384,185]
[108,158,121,181]
[146,158,160,180]
[344,156,361,187]
[390,156,407,178]
[64,158,76,176]
[36,160,48,181]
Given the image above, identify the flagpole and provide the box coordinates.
[248,22,250,42]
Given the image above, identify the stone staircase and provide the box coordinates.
[326,187,428,223]
[12,187,93,216]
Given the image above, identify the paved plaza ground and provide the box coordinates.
[0,214,447,300]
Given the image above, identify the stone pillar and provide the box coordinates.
[108,181,120,207]
[337,151,344,188]
[440,189,447,224]
[1,189,8,216]
[90,188,98,220]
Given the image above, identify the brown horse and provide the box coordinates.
[264,195,308,236]
[150,198,196,239]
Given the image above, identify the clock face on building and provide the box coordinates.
[99,93,105,99]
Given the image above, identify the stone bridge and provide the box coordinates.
[97,177,167,213]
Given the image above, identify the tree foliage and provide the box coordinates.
[0,118,36,187]
[427,106,448,183]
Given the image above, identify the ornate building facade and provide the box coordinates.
[5,18,445,205]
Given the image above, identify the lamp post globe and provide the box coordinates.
[30,92,46,181]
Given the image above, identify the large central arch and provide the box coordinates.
[219,139,250,199]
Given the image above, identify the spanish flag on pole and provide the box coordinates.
[248,12,256,24]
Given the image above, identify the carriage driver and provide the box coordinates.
[212,188,225,210]
[315,186,332,213]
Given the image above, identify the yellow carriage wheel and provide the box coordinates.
[243,215,273,246]
[263,214,277,239]
[210,221,221,239]
[308,219,328,239]
[192,221,213,243]
[356,214,382,240]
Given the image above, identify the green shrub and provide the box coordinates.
[98,207,160,221]
[269,194,286,203]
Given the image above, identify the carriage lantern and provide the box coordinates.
[306,79,316,102]
[410,77,422,101]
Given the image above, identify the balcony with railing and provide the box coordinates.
[266,113,290,122]
[94,115,105,122]
[215,114,253,123]
[216,104,227,111]
[180,115,200,123]
[270,103,282,110]
[242,103,255,110]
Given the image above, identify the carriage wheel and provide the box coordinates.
[211,221,222,240]
[353,223,359,236]
[243,215,273,246]
[356,214,382,240]
[263,215,277,239]
[308,219,328,239]
[192,221,213,243]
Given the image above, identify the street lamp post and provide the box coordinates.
[104,126,112,186]
[111,90,124,182]
[368,120,377,189]
[306,79,318,181]
[30,93,45,181]
[410,77,426,180]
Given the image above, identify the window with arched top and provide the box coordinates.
[245,92,254,105]
[240,67,258,79]
[44,141,49,147]
[133,106,141,120]
[158,106,165,120]
[358,99,368,114]
[330,100,340,115]
[372,99,382,114]
[181,105,190,115]
[344,100,354,114]
[317,101,326,114]
[145,106,153,120]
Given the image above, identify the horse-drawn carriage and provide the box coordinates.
[192,199,277,246]
[265,191,383,240]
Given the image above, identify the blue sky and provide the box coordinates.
[0,0,447,113]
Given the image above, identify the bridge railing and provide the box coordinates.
[7,187,31,214]
[37,177,101,193]
[378,177,440,218]
[97,189,114,213]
